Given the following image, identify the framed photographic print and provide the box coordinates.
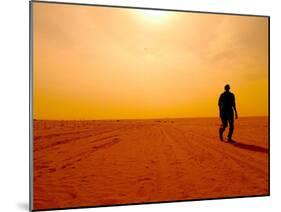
[30,1,269,211]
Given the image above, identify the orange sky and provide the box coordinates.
[33,2,268,120]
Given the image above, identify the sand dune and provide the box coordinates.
[33,117,268,210]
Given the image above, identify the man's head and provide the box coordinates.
[224,84,230,92]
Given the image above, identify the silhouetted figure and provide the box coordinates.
[218,84,238,142]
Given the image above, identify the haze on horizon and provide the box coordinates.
[33,2,268,120]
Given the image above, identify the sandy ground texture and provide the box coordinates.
[33,117,268,210]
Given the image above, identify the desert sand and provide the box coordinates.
[33,117,268,210]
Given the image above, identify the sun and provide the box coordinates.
[136,9,171,24]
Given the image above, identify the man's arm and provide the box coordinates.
[218,95,222,117]
[233,94,238,119]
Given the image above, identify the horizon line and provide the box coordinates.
[33,115,269,121]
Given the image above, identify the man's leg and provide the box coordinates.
[219,117,227,141]
[228,117,234,141]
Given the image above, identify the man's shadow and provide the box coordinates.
[230,141,268,154]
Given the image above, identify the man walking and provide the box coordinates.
[218,84,238,142]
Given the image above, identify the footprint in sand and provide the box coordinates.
[136,177,155,196]
[150,160,156,164]
[48,168,56,173]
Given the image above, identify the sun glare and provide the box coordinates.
[137,9,170,23]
